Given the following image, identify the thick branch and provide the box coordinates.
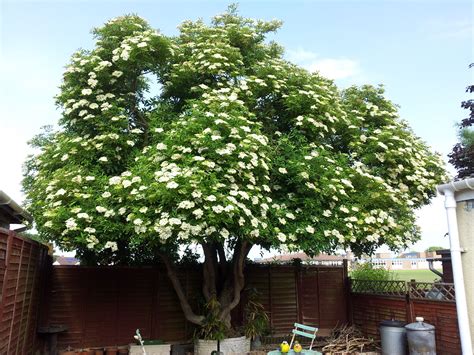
[158,252,204,325]
[202,243,217,301]
[216,242,227,275]
[219,241,252,320]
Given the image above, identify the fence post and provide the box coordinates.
[405,280,414,323]
[343,259,352,325]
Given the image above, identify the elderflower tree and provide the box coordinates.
[23,6,446,327]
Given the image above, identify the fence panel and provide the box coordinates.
[350,279,461,354]
[44,263,347,350]
[0,228,49,355]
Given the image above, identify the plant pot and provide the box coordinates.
[92,349,104,355]
[129,344,171,355]
[117,345,129,354]
[251,335,262,350]
[195,336,250,355]
[81,349,95,355]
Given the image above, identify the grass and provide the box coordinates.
[390,269,442,282]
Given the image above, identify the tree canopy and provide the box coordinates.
[23,6,446,328]
[448,63,474,179]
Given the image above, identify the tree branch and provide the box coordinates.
[219,240,252,321]
[216,242,227,275]
[158,252,204,325]
[202,243,217,301]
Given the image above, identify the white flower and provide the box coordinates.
[221,228,230,238]
[277,233,287,242]
[166,181,179,189]
[86,235,99,249]
[127,140,135,146]
[96,206,107,213]
[99,156,108,162]
[81,88,92,95]
[61,154,69,161]
[77,212,90,219]
[44,221,53,228]
[84,227,96,233]
[137,42,147,48]
[323,210,332,217]
[133,218,143,226]
[156,143,167,150]
[285,212,296,220]
[206,195,217,202]
[305,226,315,234]
[122,180,132,188]
[278,167,287,174]
[192,209,204,218]
[118,207,126,215]
[109,176,121,185]
[112,71,123,78]
[104,241,118,252]
[102,191,111,198]
[65,218,77,229]
[178,200,195,209]
[56,188,67,196]
[85,176,95,181]
[169,218,181,225]
[212,205,224,214]
[339,206,349,213]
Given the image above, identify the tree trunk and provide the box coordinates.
[158,240,252,330]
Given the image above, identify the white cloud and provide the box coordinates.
[307,58,360,80]
[286,48,360,80]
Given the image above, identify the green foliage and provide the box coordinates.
[448,64,474,179]
[459,127,474,148]
[350,262,394,281]
[244,288,269,339]
[23,6,447,264]
[425,246,444,252]
[195,297,228,340]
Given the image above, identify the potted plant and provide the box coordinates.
[244,288,270,350]
[194,297,250,355]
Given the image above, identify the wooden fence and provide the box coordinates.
[350,279,460,354]
[0,228,50,354]
[41,263,348,350]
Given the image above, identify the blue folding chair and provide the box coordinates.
[267,323,322,355]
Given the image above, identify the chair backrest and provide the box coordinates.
[289,323,319,350]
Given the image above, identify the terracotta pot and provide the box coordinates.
[93,349,105,355]
[59,351,75,355]
[105,347,118,355]
[117,348,128,355]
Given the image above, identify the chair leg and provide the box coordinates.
[289,333,296,349]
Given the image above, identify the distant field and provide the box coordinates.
[390,269,442,282]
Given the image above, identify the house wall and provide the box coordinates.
[457,199,474,348]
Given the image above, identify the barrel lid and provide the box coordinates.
[379,319,405,328]
[405,317,435,331]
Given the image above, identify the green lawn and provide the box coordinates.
[390,269,442,282]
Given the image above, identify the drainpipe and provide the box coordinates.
[437,179,474,355]
[426,258,443,279]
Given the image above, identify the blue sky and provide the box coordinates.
[0,0,472,253]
